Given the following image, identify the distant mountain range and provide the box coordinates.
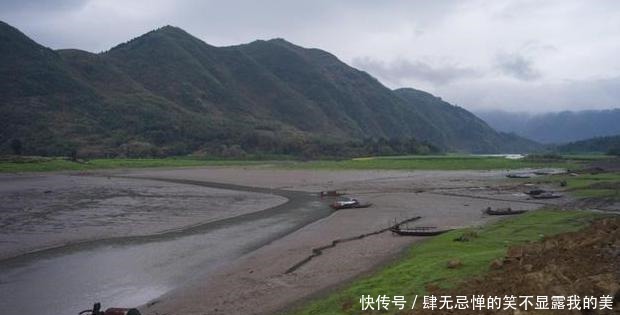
[555,135,620,155]
[476,109,620,144]
[0,21,538,157]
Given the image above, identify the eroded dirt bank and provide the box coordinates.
[417,217,620,315]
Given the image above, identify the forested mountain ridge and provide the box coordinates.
[476,109,620,144]
[0,21,539,157]
[555,135,620,155]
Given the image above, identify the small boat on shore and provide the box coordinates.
[525,189,546,196]
[484,207,528,215]
[506,173,532,179]
[79,302,141,315]
[389,226,453,236]
[330,198,372,210]
[531,192,563,199]
[320,190,344,197]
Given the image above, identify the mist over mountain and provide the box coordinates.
[476,109,620,144]
[0,21,539,157]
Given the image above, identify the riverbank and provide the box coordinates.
[135,167,566,315]
[0,166,577,315]
[0,154,588,173]
[290,210,606,315]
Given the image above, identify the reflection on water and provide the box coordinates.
[471,154,525,159]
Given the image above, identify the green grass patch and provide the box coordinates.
[0,156,263,173]
[286,155,580,171]
[537,172,620,200]
[0,154,584,173]
[557,153,610,161]
[292,210,600,315]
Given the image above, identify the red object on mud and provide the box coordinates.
[79,303,141,315]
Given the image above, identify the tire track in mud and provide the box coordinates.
[285,216,422,274]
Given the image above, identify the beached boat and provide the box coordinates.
[79,302,141,315]
[484,207,528,215]
[330,198,372,210]
[319,190,344,197]
[531,192,563,199]
[506,173,532,179]
[389,226,453,236]
[525,189,546,196]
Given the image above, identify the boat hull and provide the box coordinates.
[330,203,372,210]
[389,227,452,236]
[485,209,528,215]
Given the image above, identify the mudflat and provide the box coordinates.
[121,167,563,315]
[0,172,286,260]
[0,166,567,315]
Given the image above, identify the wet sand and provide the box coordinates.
[0,173,286,260]
[123,167,565,315]
[0,167,568,315]
[0,171,330,315]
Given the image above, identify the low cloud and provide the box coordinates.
[353,57,482,86]
[495,53,541,81]
[431,75,620,113]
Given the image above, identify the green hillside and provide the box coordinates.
[394,88,540,152]
[0,21,539,157]
[555,135,620,155]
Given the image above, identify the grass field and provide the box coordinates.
[0,157,263,173]
[288,155,581,171]
[540,172,620,200]
[291,210,601,315]
[0,154,588,173]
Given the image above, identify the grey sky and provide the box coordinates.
[1,0,619,113]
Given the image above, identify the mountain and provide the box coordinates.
[393,88,539,153]
[476,109,620,144]
[0,21,538,157]
[555,135,620,155]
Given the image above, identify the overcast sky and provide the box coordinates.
[2,0,619,113]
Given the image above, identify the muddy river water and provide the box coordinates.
[0,177,331,315]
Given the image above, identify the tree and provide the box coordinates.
[10,139,22,155]
[69,148,78,162]
[607,147,620,156]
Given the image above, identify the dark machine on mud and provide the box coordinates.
[79,303,141,315]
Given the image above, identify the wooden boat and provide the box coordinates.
[525,189,546,196]
[484,207,528,215]
[79,302,141,315]
[533,172,546,176]
[506,173,532,179]
[390,226,453,236]
[320,190,344,197]
[330,198,372,210]
[531,192,562,199]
